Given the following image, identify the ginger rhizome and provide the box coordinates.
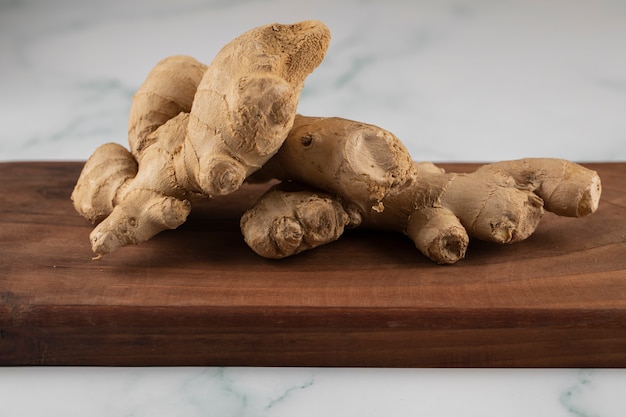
[71,21,331,256]
[241,115,601,264]
[72,20,602,264]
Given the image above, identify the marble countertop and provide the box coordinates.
[1,0,625,415]
[1,368,625,417]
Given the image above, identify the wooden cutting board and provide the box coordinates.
[1,162,625,367]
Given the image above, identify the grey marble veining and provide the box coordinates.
[1,1,626,416]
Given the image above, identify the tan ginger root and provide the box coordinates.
[241,115,602,264]
[71,21,330,256]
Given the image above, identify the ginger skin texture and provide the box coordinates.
[71,21,331,256]
[241,115,602,264]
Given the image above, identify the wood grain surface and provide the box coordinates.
[1,162,625,367]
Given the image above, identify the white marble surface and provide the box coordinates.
[1,0,626,415]
[1,0,625,162]
[1,367,626,417]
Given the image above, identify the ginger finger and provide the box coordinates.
[433,168,546,243]
[90,191,191,256]
[252,114,414,209]
[240,185,353,259]
[406,207,469,264]
[129,55,207,158]
[187,21,331,197]
[474,158,601,217]
[71,143,137,224]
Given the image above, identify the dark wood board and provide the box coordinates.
[1,161,625,367]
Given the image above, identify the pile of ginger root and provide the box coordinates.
[71,20,602,264]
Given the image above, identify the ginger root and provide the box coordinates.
[71,20,602,264]
[71,21,330,256]
[241,116,601,264]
